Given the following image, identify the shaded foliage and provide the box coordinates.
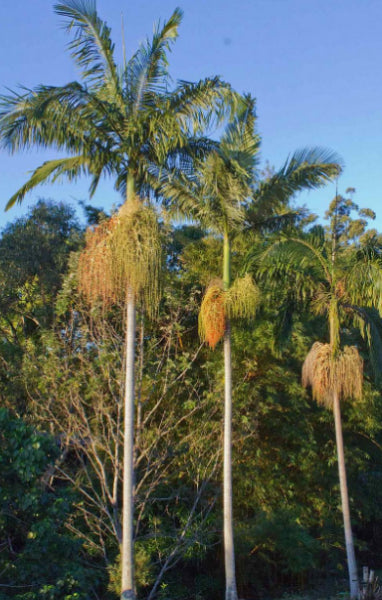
[0,200,382,599]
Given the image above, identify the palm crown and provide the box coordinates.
[0,1,236,208]
[254,196,382,377]
[161,93,342,241]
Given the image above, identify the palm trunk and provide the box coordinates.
[329,300,359,600]
[121,289,136,600]
[121,175,137,600]
[223,231,238,600]
[333,390,359,599]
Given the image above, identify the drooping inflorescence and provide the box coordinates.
[199,274,259,349]
[199,281,226,349]
[78,198,161,317]
[302,342,363,406]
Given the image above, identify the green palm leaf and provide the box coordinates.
[169,77,240,135]
[126,8,182,113]
[220,94,260,175]
[6,156,88,208]
[350,305,382,383]
[0,82,121,154]
[54,0,120,95]
[346,247,382,314]
[256,147,342,205]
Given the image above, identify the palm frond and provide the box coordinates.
[256,147,342,205]
[169,77,239,135]
[348,305,382,384]
[244,207,302,233]
[145,161,199,219]
[55,0,121,96]
[0,82,120,153]
[6,156,88,209]
[248,234,331,289]
[270,293,298,357]
[125,8,182,113]
[143,136,218,203]
[220,94,260,177]
[346,249,382,314]
[161,137,219,175]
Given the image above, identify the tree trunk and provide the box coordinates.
[121,289,136,600]
[223,319,238,600]
[333,390,359,600]
[223,231,238,600]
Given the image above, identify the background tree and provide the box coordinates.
[0,408,100,600]
[0,197,381,598]
[0,200,82,414]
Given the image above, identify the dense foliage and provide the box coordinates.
[0,200,381,599]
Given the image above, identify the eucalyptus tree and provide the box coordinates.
[254,196,382,599]
[0,2,236,598]
[161,95,341,600]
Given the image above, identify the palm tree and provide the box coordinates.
[161,96,341,600]
[0,3,236,598]
[255,196,382,600]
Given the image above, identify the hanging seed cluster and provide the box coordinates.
[302,342,363,407]
[78,199,161,317]
[199,282,226,349]
[78,216,117,307]
[225,273,260,320]
[199,274,259,349]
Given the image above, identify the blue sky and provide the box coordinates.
[1,0,381,230]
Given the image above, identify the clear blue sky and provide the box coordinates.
[1,0,381,229]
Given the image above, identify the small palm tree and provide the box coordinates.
[255,196,382,600]
[162,96,341,600]
[0,3,236,598]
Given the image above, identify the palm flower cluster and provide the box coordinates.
[198,282,225,349]
[199,274,260,349]
[302,342,363,406]
[78,215,117,307]
[78,199,161,317]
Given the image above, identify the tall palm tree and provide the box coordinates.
[0,3,236,598]
[161,96,341,600]
[254,196,382,600]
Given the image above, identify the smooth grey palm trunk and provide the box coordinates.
[223,320,238,600]
[332,391,359,600]
[121,290,136,600]
[222,231,238,600]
